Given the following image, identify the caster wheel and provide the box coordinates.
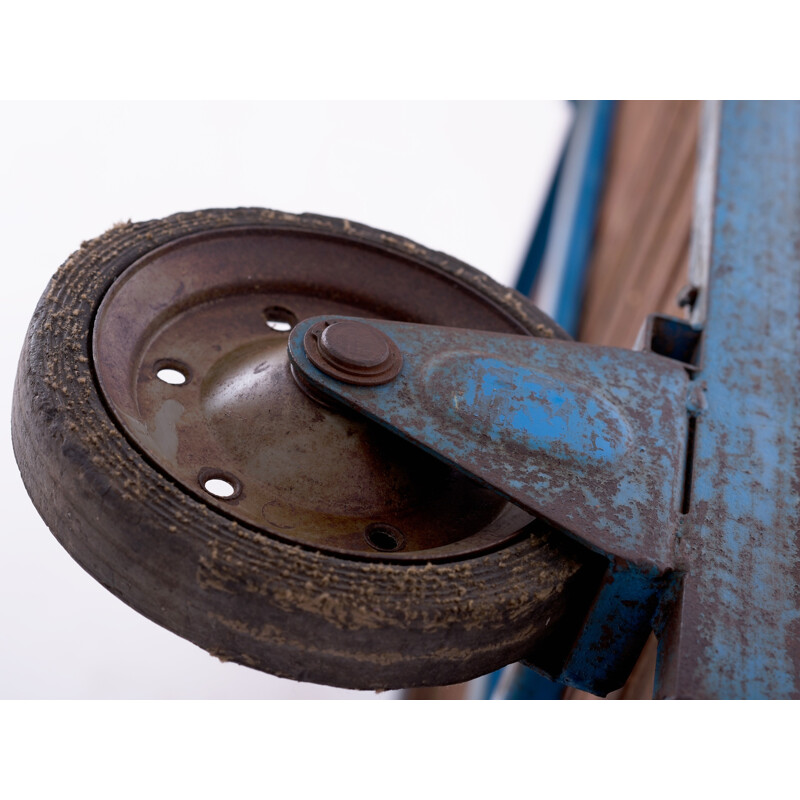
[13,208,593,689]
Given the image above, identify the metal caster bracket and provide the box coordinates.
[289,101,800,699]
[13,102,799,698]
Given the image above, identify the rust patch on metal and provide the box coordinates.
[91,224,564,562]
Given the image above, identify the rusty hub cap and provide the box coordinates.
[93,227,537,561]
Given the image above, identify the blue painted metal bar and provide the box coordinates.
[514,147,566,299]
[655,101,800,698]
[557,560,662,695]
[528,100,616,336]
[288,102,800,697]
[514,100,579,299]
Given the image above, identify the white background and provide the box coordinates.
[1,101,571,698]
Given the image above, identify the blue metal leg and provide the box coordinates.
[655,101,800,699]
[527,100,616,335]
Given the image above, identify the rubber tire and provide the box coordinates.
[12,208,588,690]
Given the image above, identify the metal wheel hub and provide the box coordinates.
[14,209,591,691]
[93,227,538,560]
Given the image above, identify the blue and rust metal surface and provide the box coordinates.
[520,100,616,335]
[288,101,800,698]
[503,99,616,698]
[654,101,800,699]
[288,316,686,694]
[289,318,689,569]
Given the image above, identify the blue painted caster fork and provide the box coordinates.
[288,102,800,699]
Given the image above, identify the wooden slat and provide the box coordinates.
[580,101,699,345]
[580,102,685,323]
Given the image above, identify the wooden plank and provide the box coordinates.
[580,101,685,322]
[580,101,699,345]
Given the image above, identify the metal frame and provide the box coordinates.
[655,101,800,698]
[288,101,800,698]
[517,100,616,335]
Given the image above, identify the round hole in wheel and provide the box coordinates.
[204,477,235,498]
[12,208,600,691]
[365,523,405,552]
[157,368,187,385]
[263,305,297,332]
[154,360,191,386]
[199,470,241,501]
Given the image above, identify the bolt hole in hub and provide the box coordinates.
[92,226,552,561]
[154,359,191,386]
[365,523,405,552]
[263,305,298,332]
[199,469,242,500]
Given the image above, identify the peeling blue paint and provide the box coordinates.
[287,102,800,698]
